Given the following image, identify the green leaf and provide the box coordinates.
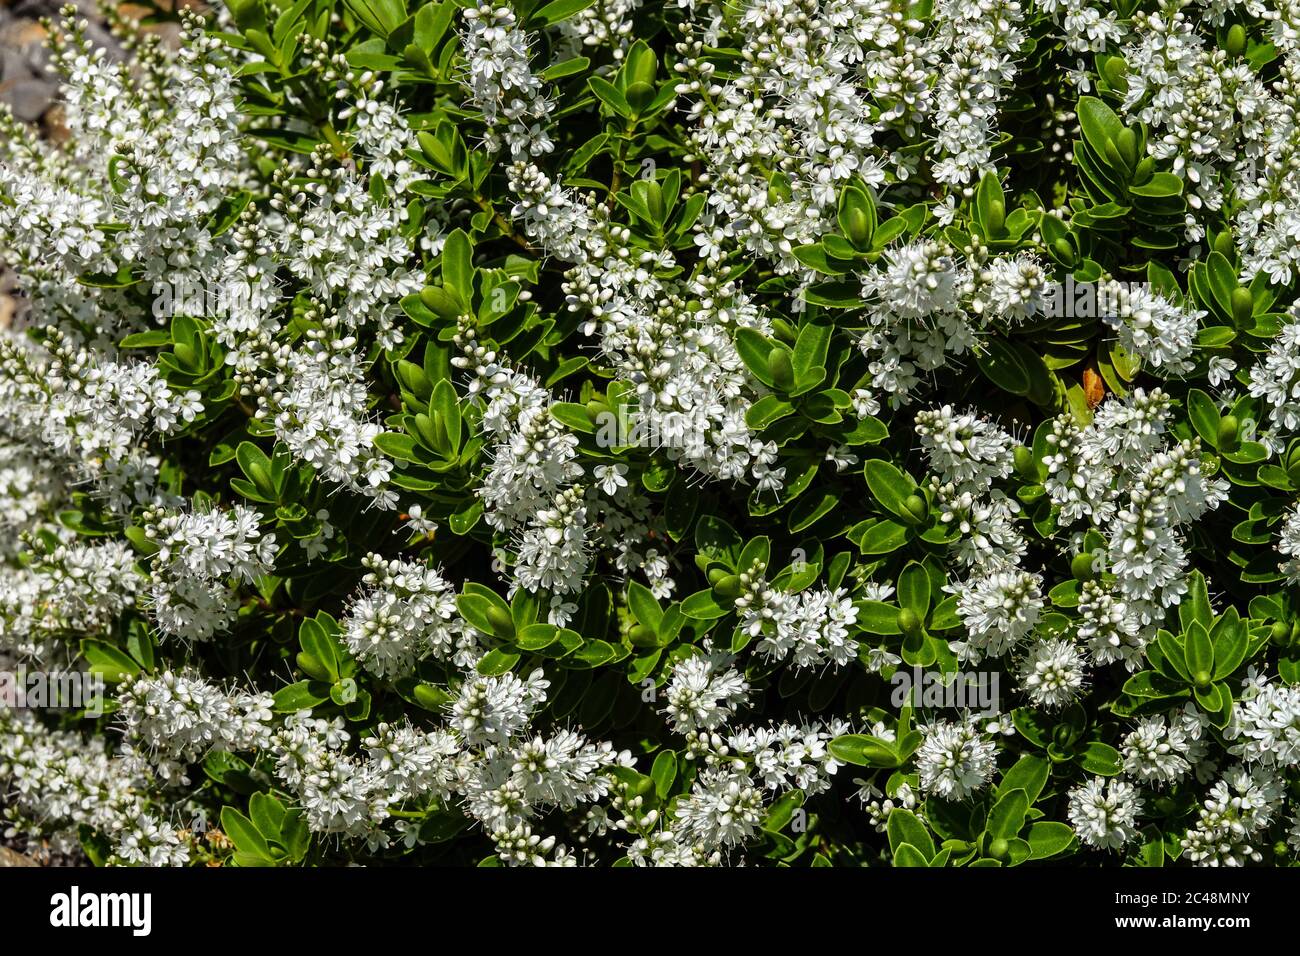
[1186,389,1221,447]
[986,788,1029,841]
[1212,613,1249,680]
[1180,571,1213,630]
[476,649,521,676]
[854,518,911,555]
[897,562,931,618]
[221,808,273,862]
[530,0,598,24]
[1185,622,1215,684]
[856,600,903,635]
[588,75,631,118]
[887,808,936,859]
[1026,821,1076,860]
[863,459,914,517]
[651,750,677,799]
[272,680,330,713]
[80,640,142,683]
[248,792,286,842]
[441,229,473,299]
[998,755,1049,804]
[892,843,931,867]
[1077,97,1124,157]
[976,337,1031,396]
[829,734,899,767]
[628,581,664,634]
[341,0,407,37]
[1078,741,1122,776]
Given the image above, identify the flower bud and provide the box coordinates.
[486,605,515,639]
[1071,552,1097,581]
[1013,445,1039,481]
[897,607,922,636]
[1231,286,1254,326]
[628,624,657,648]
[711,574,743,601]
[1225,24,1247,57]
[768,347,794,390]
[1217,414,1239,452]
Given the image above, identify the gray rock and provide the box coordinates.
[2,77,56,121]
[1,47,34,83]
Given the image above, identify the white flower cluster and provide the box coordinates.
[462,4,555,160]
[1248,313,1300,434]
[0,539,140,659]
[733,565,860,669]
[1067,777,1143,850]
[0,709,190,866]
[1045,389,1227,625]
[117,671,275,785]
[915,716,998,801]
[342,554,471,677]
[1098,280,1200,374]
[142,504,277,642]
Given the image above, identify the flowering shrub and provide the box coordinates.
[4,0,1300,869]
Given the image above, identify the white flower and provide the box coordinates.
[664,649,749,734]
[916,717,997,800]
[945,569,1044,663]
[593,463,628,496]
[1019,638,1088,709]
[1068,777,1142,849]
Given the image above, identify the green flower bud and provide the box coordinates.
[768,347,795,390]
[1225,24,1247,57]
[1231,286,1254,326]
[1071,552,1097,581]
[486,605,515,640]
[1013,445,1039,480]
[897,607,922,636]
[1218,414,1240,452]
[1269,621,1290,644]
[1193,669,1213,689]
[707,567,729,587]
[712,574,743,601]
[903,494,928,524]
[987,837,1010,861]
